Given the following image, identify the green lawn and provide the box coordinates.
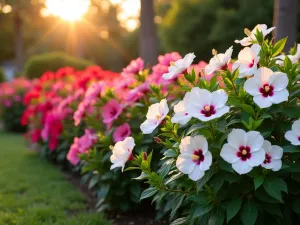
[0,132,111,225]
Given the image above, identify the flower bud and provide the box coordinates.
[154,136,163,144]
[143,152,148,161]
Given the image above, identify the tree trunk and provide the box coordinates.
[14,9,24,72]
[139,0,157,66]
[273,0,298,52]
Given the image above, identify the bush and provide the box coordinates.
[0,78,32,132]
[24,52,94,79]
[0,67,6,83]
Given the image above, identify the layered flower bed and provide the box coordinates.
[0,78,32,132]
[10,24,300,224]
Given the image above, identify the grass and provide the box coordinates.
[0,132,111,225]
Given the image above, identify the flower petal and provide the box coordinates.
[253,95,273,108]
[292,119,300,136]
[220,143,240,163]
[232,160,253,174]
[176,155,195,174]
[188,166,205,181]
[227,129,246,149]
[140,119,158,134]
[271,89,289,104]
[200,151,212,171]
[270,145,283,160]
[211,89,228,109]
[245,131,264,152]
[247,148,265,167]
[244,77,262,95]
[285,131,300,146]
[192,135,208,153]
[268,72,288,91]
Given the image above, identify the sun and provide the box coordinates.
[45,0,91,22]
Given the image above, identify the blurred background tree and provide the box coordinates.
[0,0,299,78]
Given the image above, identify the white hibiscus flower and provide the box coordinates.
[235,24,275,46]
[220,129,265,174]
[171,92,192,125]
[244,67,289,108]
[140,99,169,134]
[285,119,300,146]
[261,140,283,171]
[110,137,135,172]
[205,46,233,74]
[162,53,196,80]
[187,87,229,122]
[233,44,261,78]
[275,43,300,65]
[176,135,212,181]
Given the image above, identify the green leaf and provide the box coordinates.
[163,149,178,158]
[171,195,185,219]
[252,119,264,129]
[254,175,265,190]
[284,56,293,70]
[197,169,214,191]
[165,173,184,185]
[261,203,282,217]
[240,200,258,225]
[240,104,255,117]
[292,198,300,214]
[263,177,288,202]
[186,123,208,135]
[211,209,225,225]
[170,217,188,225]
[226,119,242,127]
[159,159,174,178]
[272,37,287,57]
[226,197,242,222]
[124,167,140,171]
[140,187,157,201]
[283,145,300,153]
[209,174,224,192]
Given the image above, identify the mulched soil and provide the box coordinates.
[63,171,168,225]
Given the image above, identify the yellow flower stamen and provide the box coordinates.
[192,154,200,161]
[212,49,218,56]
[204,105,211,111]
[109,145,114,151]
[244,28,251,36]
[156,115,162,120]
[170,61,175,66]
[264,86,270,92]
[242,150,247,155]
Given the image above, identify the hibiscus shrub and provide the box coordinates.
[109,24,300,224]
[0,78,32,132]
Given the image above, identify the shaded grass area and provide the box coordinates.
[0,132,111,225]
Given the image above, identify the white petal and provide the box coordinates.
[251,44,261,55]
[227,129,246,149]
[140,119,158,134]
[232,160,253,174]
[245,131,264,151]
[253,95,273,108]
[223,46,233,62]
[179,136,194,154]
[285,131,300,146]
[182,53,196,67]
[244,77,262,96]
[234,37,252,46]
[247,149,265,167]
[192,135,208,153]
[189,87,212,108]
[176,155,195,174]
[271,89,289,104]
[200,151,212,171]
[171,112,192,125]
[213,106,230,118]
[211,89,228,109]
[262,140,272,153]
[188,166,205,181]
[292,120,300,135]
[262,159,282,171]
[268,72,289,91]
[270,145,283,159]
[254,67,273,84]
[162,71,177,80]
[146,103,160,119]
[124,137,135,151]
[220,143,239,163]
[159,99,169,116]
